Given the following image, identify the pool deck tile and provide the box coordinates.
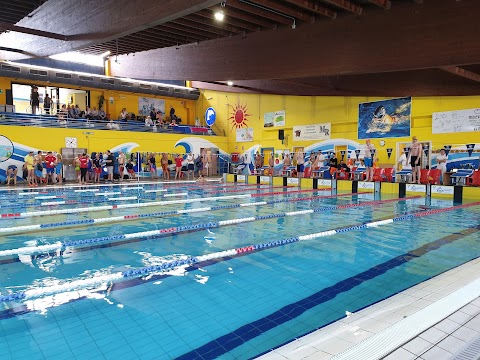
[257,258,480,360]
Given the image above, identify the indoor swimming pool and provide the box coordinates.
[0,181,479,360]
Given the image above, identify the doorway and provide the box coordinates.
[11,83,89,115]
[260,147,274,168]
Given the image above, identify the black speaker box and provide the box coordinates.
[278,130,284,140]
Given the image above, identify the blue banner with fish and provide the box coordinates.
[358,97,411,139]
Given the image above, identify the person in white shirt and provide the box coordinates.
[145,116,154,127]
[397,151,412,171]
[120,108,128,121]
[436,149,448,184]
[186,152,194,180]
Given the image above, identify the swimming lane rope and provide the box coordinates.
[1,200,477,303]
[0,195,418,258]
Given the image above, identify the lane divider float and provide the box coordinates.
[0,196,420,258]
[1,201,478,303]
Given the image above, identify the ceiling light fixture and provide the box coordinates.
[227,81,233,86]
[214,10,224,21]
[100,50,111,57]
[214,1,226,21]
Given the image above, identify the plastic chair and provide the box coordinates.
[336,169,349,180]
[428,169,442,185]
[303,167,312,178]
[419,169,430,184]
[372,168,384,182]
[383,168,395,182]
[468,170,480,186]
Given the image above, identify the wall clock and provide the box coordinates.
[65,137,78,148]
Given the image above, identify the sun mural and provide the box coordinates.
[228,99,251,132]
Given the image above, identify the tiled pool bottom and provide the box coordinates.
[258,258,480,360]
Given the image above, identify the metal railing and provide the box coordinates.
[0,112,217,136]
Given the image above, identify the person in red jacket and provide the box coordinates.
[174,154,184,180]
[79,153,89,185]
[44,151,57,185]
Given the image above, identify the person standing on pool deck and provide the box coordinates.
[106,150,114,182]
[44,151,57,185]
[186,152,195,180]
[364,139,375,181]
[161,153,170,180]
[118,150,126,182]
[56,153,63,185]
[148,152,157,179]
[295,151,305,178]
[268,153,275,176]
[410,136,422,184]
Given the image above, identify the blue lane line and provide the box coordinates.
[174,225,480,360]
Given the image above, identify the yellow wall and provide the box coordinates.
[195,90,480,162]
[0,125,228,155]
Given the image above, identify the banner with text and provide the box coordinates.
[293,123,331,141]
[264,110,286,127]
[432,108,480,134]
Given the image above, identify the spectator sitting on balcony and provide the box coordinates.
[169,119,178,127]
[90,107,99,120]
[98,107,107,121]
[156,111,163,124]
[120,108,128,121]
[145,116,154,127]
[68,105,77,119]
[149,108,156,121]
[74,105,82,117]
[130,113,136,121]
[85,106,92,120]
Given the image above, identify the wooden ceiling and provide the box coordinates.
[2,0,480,96]
[80,0,400,56]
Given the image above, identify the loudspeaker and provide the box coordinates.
[278,130,284,140]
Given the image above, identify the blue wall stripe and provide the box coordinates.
[175,225,480,360]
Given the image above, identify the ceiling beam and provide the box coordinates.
[0,22,68,41]
[226,0,293,25]
[214,8,276,28]
[153,25,212,41]
[174,17,239,36]
[439,66,480,83]
[110,0,480,81]
[320,0,362,15]
[142,28,200,43]
[0,0,222,60]
[195,9,261,31]
[159,23,217,40]
[248,0,316,23]
[185,13,246,34]
[283,0,337,18]
[367,0,391,9]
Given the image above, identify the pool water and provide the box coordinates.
[0,182,479,360]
